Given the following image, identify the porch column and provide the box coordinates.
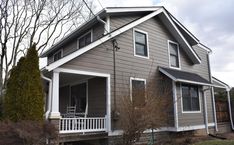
[49,70,61,119]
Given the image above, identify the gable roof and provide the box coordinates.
[43,7,202,71]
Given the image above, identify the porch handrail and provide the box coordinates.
[60,117,107,134]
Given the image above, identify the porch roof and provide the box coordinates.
[159,67,212,86]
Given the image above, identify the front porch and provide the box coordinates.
[43,68,111,134]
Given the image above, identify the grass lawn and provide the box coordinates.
[192,139,234,145]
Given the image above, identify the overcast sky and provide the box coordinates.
[92,0,234,87]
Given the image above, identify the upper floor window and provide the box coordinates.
[182,84,200,112]
[53,50,62,61]
[168,40,180,68]
[130,77,146,107]
[78,31,92,49]
[133,29,149,58]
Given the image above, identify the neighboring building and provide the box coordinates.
[41,6,233,144]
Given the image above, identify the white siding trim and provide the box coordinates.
[104,15,110,34]
[180,83,202,114]
[167,40,181,69]
[108,123,215,136]
[133,28,150,59]
[129,77,146,102]
[172,81,179,129]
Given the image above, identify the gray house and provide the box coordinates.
[41,6,233,144]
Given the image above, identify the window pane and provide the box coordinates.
[54,51,62,61]
[169,43,178,55]
[135,43,147,56]
[79,32,92,49]
[191,87,200,111]
[85,33,91,45]
[182,86,191,111]
[79,37,85,48]
[170,55,178,67]
[132,80,145,107]
[135,31,146,45]
[183,97,191,111]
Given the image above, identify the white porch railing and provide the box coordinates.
[59,117,107,134]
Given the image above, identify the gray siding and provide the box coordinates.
[48,23,105,64]
[58,15,214,130]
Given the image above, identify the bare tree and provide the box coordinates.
[0,0,95,96]
[119,77,173,145]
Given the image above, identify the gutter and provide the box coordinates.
[41,73,52,120]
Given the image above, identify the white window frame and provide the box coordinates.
[168,40,181,69]
[180,83,201,113]
[53,49,63,62]
[129,77,146,102]
[77,29,93,49]
[133,28,149,59]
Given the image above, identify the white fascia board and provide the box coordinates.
[46,8,164,71]
[197,43,212,53]
[176,79,212,86]
[170,15,199,44]
[162,9,201,64]
[106,7,160,13]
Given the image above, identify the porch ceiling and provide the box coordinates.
[59,73,93,86]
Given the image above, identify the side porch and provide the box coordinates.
[43,68,111,135]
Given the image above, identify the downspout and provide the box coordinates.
[202,88,210,134]
[226,88,234,130]
[41,73,52,120]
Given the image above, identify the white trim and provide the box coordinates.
[170,15,199,44]
[172,81,179,129]
[133,28,150,59]
[168,40,181,69]
[106,7,160,13]
[203,90,209,134]
[180,83,202,113]
[54,67,111,133]
[53,49,63,62]
[177,79,212,86]
[45,9,165,71]
[129,77,146,102]
[197,43,212,53]
[162,9,201,64]
[108,123,215,136]
[77,29,93,49]
[49,71,61,119]
[211,87,218,131]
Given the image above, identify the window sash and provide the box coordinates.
[53,51,62,61]
[78,32,91,49]
[134,31,148,57]
[169,42,179,68]
[182,85,200,112]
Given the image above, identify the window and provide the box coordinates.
[168,41,180,68]
[53,50,62,61]
[130,78,146,107]
[182,84,200,112]
[134,29,149,58]
[78,31,92,49]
